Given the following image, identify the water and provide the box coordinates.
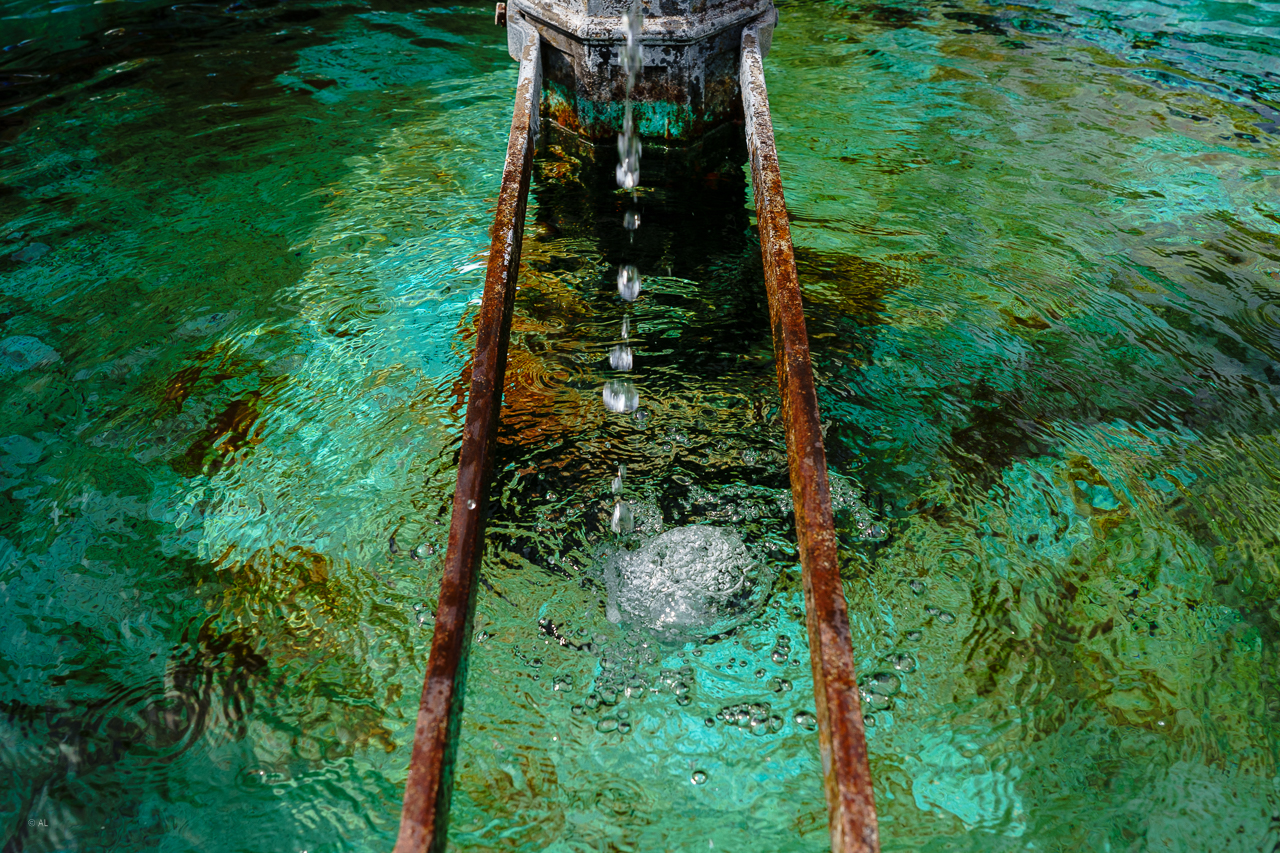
[1,0,1279,850]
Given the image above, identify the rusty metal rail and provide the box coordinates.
[393,16,541,853]
[741,18,881,853]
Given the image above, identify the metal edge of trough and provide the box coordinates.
[740,17,881,853]
[393,16,541,853]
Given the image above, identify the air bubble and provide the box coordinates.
[909,579,926,595]
[597,718,619,733]
[860,689,892,712]
[794,711,817,731]
[866,672,901,696]
[890,652,917,673]
[937,610,956,625]
[466,499,477,510]
[905,630,923,642]
[691,770,708,785]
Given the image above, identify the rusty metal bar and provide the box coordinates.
[740,18,881,853]
[394,18,541,853]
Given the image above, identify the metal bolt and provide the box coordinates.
[495,2,506,26]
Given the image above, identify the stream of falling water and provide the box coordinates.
[606,0,645,536]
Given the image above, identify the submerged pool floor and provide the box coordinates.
[1,0,1279,850]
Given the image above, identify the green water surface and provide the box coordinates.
[1,0,1278,850]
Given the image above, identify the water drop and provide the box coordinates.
[611,501,635,535]
[610,344,634,371]
[617,265,641,301]
[794,711,817,731]
[691,770,708,785]
[603,379,639,413]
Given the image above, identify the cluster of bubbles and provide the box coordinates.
[571,650,697,736]
[602,526,774,639]
[711,701,785,735]
[770,633,792,663]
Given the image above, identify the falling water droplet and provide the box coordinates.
[612,501,634,535]
[617,265,641,301]
[610,344,634,371]
[603,379,639,413]
[624,209,641,230]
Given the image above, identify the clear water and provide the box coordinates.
[1,0,1278,851]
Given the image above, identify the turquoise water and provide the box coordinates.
[1,0,1278,850]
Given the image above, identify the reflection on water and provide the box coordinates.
[0,0,1278,849]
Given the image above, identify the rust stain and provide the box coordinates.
[741,19,880,853]
[394,16,542,853]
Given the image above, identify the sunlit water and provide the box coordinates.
[1,0,1278,850]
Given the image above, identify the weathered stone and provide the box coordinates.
[508,0,776,141]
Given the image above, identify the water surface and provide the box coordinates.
[1,0,1278,850]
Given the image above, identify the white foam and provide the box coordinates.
[603,525,773,639]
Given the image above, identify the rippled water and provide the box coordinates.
[1,0,1278,850]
